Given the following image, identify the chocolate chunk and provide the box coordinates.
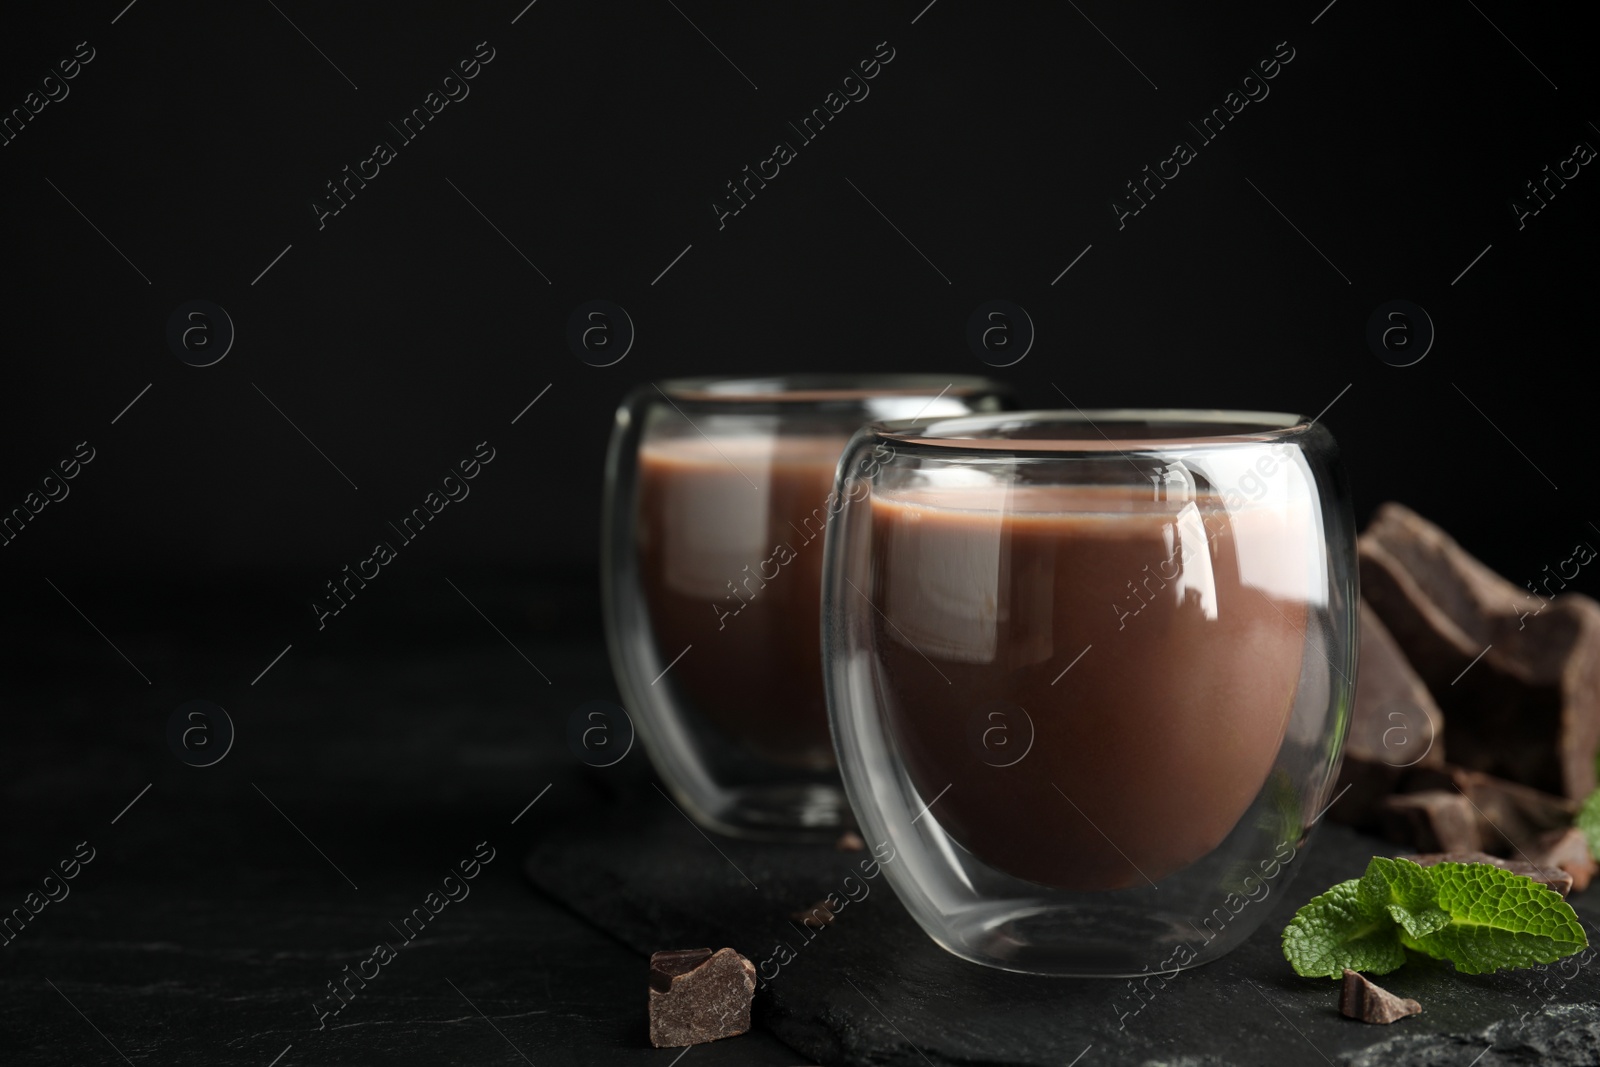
[1340,969,1422,1024]
[791,900,837,928]
[1359,503,1600,800]
[1402,764,1576,854]
[835,831,866,852]
[1331,601,1447,827]
[1378,791,1479,852]
[1402,849,1574,896]
[647,946,756,1048]
[1526,827,1597,894]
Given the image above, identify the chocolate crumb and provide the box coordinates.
[1340,969,1422,1024]
[835,831,866,852]
[647,946,756,1048]
[791,900,837,928]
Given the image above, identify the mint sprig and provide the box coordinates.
[1282,857,1586,978]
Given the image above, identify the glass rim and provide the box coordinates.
[651,374,1006,404]
[869,408,1317,453]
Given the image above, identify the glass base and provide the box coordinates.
[926,901,1235,977]
[689,782,853,841]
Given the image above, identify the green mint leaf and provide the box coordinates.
[1578,788,1600,862]
[1399,862,1587,974]
[1281,879,1406,978]
[1359,856,1450,939]
[1283,858,1589,979]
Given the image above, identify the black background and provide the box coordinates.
[2,1,1593,598]
[0,3,1594,1062]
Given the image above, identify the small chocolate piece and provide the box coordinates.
[791,900,837,928]
[1379,791,1480,852]
[1340,969,1422,1024]
[647,947,756,1048]
[1331,601,1448,828]
[1526,827,1597,894]
[1359,503,1600,800]
[1402,850,1574,896]
[835,831,866,852]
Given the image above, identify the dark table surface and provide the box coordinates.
[4,573,1598,1067]
[0,572,807,1066]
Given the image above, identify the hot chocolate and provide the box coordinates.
[868,484,1315,891]
[637,434,849,768]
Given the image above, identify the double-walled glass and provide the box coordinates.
[602,376,1009,839]
[822,410,1355,975]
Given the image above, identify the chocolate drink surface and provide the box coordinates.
[869,484,1315,891]
[637,435,847,769]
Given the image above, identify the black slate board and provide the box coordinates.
[525,789,1600,1067]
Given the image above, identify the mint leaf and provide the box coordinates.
[1578,788,1600,862]
[1359,857,1450,939]
[1281,879,1406,978]
[1282,859,1588,979]
[1399,861,1587,974]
